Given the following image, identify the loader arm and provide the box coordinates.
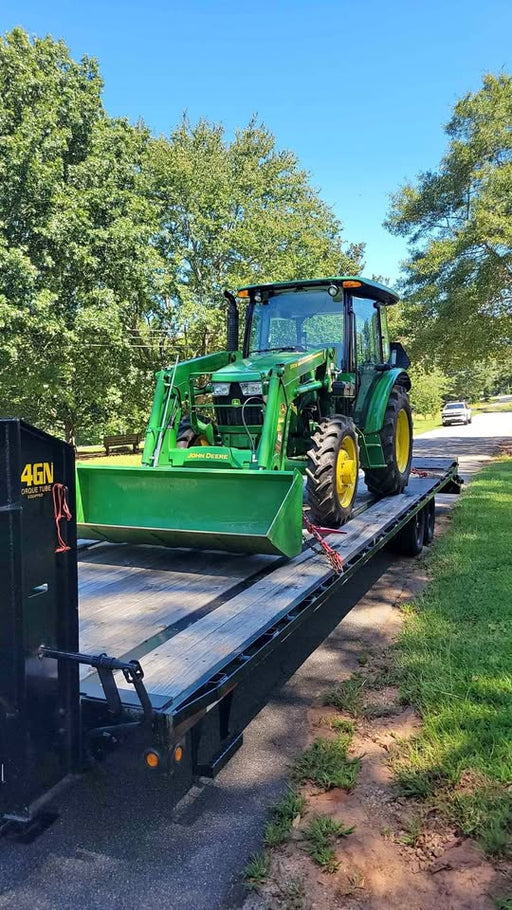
[142,348,333,472]
[255,348,333,471]
[142,351,233,466]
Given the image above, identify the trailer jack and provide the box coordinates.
[38,648,153,728]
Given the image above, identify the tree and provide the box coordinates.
[0,29,168,442]
[446,358,512,402]
[408,366,448,418]
[0,30,363,443]
[147,117,363,356]
[386,74,512,370]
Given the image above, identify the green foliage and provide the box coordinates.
[146,115,363,356]
[472,399,512,414]
[0,28,167,441]
[446,360,511,402]
[448,784,512,855]
[292,731,361,791]
[302,814,354,871]
[0,28,362,441]
[323,674,367,717]
[394,767,439,799]
[494,898,512,910]
[408,365,449,417]
[392,458,512,854]
[242,850,271,890]
[320,716,356,734]
[398,814,422,847]
[413,414,442,434]
[263,785,306,847]
[386,74,512,371]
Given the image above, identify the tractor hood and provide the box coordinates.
[211,350,327,384]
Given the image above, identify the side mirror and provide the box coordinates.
[389,341,410,369]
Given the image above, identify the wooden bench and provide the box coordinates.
[103,433,142,456]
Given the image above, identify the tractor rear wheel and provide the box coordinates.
[306,416,359,527]
[364,384,413,497]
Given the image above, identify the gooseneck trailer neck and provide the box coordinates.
[0,418,461,836]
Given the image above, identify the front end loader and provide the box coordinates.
[76,277,412,559]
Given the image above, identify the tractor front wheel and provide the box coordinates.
[306,416,359,527]
[364,385,413,497]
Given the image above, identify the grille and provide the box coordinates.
[214,383,264,427]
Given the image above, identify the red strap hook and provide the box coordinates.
[303,515,344,574]
[52,483,72,553]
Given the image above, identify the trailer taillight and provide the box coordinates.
[144,749,160,769]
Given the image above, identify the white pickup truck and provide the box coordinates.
[442,400,472,426]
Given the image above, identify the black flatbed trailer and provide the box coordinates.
[0,420,461,835]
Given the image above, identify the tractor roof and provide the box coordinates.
[237,276,399,306]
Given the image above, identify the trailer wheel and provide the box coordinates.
[423,499,436,544]
[364,384,413,497]
[306,416,359,527]
[391,508,425,556]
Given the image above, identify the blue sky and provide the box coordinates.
[2,0,511,284]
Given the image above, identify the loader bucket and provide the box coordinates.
[75,464,304,558]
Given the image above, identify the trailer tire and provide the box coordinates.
[306,416,359,527]
[391,508,425,556]
[423,499,436,544]
[364,384,413,497]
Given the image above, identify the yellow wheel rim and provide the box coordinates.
[395,409,411,473]
[335,435,358,508]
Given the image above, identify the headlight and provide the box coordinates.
[240,381,263,396]
[212,382,231,396]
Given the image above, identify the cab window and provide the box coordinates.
[353,297,382,364]
[248,287,344,366]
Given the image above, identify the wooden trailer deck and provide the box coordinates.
[79,457,458,712]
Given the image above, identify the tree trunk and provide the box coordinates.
[64,417,76,449]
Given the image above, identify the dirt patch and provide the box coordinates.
[247,704,510,909]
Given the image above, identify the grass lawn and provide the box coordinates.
[470,399,512,414]
[393,457,512,853]
[413,413,442,434]
[76,452,143,466]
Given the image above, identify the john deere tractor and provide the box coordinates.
[76,277,412,558]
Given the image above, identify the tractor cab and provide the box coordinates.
[239,276,399,373]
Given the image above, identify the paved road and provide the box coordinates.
[0,412,510,910]
[414,409,512,478]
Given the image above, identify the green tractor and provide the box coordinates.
[76,276,413,558]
